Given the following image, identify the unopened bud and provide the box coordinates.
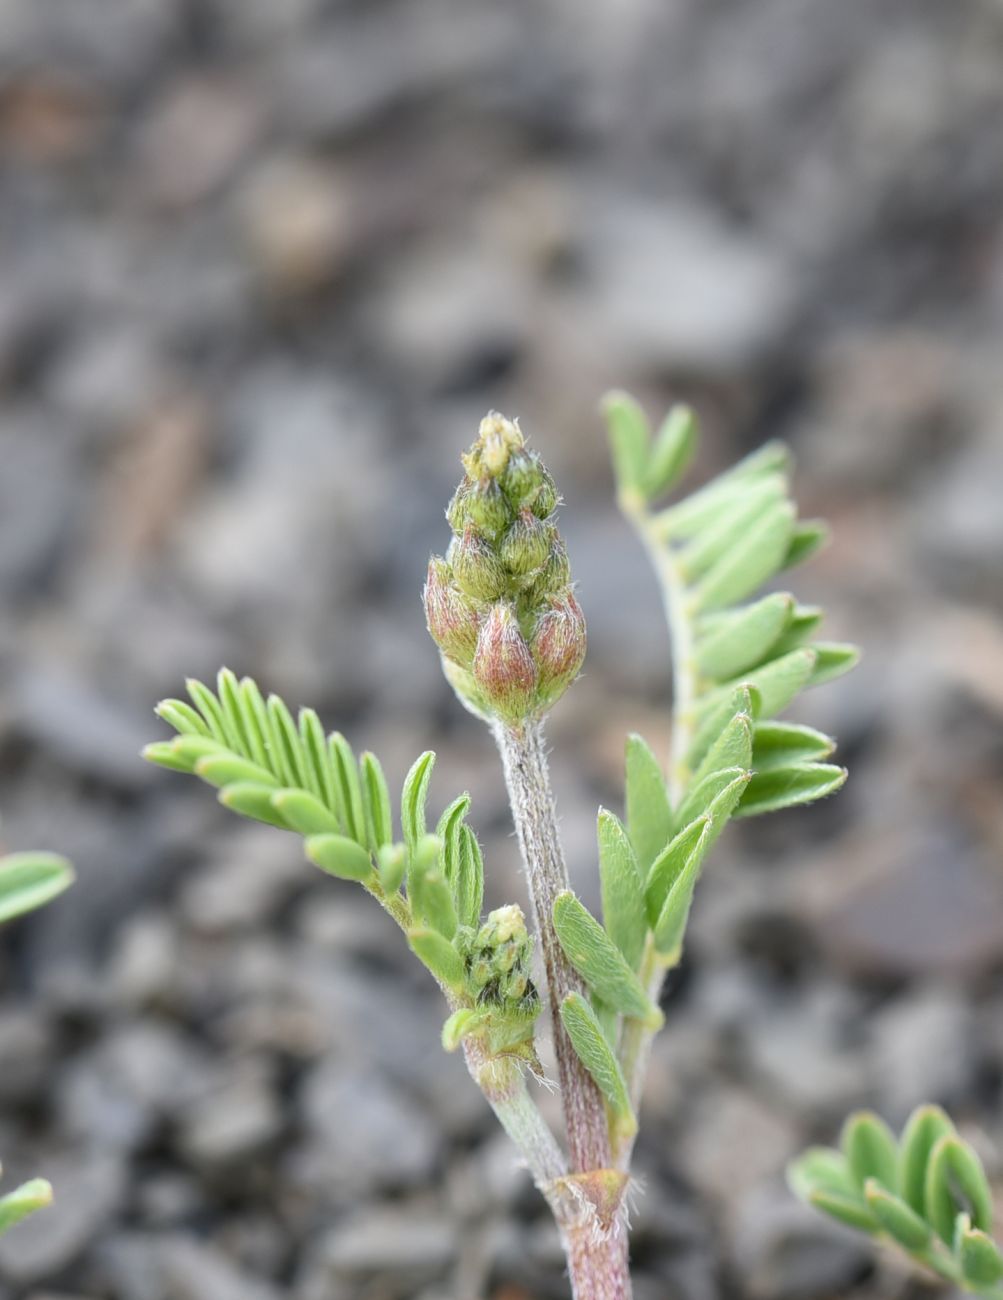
[450,526,507,601]
[473,602,537,725]
[529,535,572,602]
[531,471,559,519]
[423,558,481,668]
[500,508,551,577]
[464,478,511,540]
[501,448,545,510]
[531,591,587,708]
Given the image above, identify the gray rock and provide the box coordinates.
[0,1151,125,1283]
[293,1062,440,1196]
[0,1011,54,1106]
[100,1233,282,1300]
[176,1063,284,1172]
[298,1206,456,1289]
[871,985,975,1123]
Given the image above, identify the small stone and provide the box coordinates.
[305,1206,455,1284]
[871,985,975,1122]
[177,1064,284,1171]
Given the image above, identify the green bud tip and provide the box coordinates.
[427,411,586,726]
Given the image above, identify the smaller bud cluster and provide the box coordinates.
[424,413,586,727]
[461,904,539,1011]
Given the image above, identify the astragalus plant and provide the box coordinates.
[0,836,74,1236]
[145,399,860,1299]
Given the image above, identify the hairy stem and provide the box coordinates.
[463,1044,567,1193]
[564,1226,632,1300]
[493,720,613,1174]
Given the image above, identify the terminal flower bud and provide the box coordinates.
[501,448,546,510]
[464,478,511,540]
[423,557,481,668]
[531,591,587,709]
[473,602,537,725]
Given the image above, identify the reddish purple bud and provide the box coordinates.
[423,557,481,668]
[531,591,587,707]
[473,602,538,724]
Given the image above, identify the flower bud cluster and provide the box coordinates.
[424,412,586,727]
[462,904,539,1011]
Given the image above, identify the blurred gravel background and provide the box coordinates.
[1,0,1002,1297]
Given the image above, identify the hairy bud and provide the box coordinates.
[531,592,587,709]
[427,410,587,727]
[473,603,537,725]
[423,558,480,668]
[467,904,537,1008]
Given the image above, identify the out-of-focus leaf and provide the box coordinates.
[864,1181,932,1252]
[783,520,829,569]
[219,782,289,829]
[304,833,373,882]
[959,1227,1003,1289]
[807,643,861,688]
[603,390,649,496]
[899,1105,955,1215]
[643,405,697,499]
[625,733,673,877]
[0,1178,53,1236]
[842,1112,899,1193]
[694,501,795,611]
[0,853,75,925]
[695,593,792,681]
[925,1136,993,1243]
[270,788,342,835]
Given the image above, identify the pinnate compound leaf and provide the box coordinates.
[643,405,697,499]
[735,763,846,819]
[401,751,436,854]
[552,892,662,1027]
[0,853,75,924]
[925,1135,993,1243]
[899,1104,955,1215]
[842,1112,899,1193]
[560,993,636,1136]
[0,1178,53,1236]
[751,722,835,772]
[695,593,793,681]
[864,1181,932,1252]
[960,1228,1003,1289]
[625,734,673,876]
[304,833,373,882]
[597,809,647,971]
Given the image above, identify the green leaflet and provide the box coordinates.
[695,593,793,681]
[842,1112,899,1193]
[808,1189,879,1234]
[705,647,816,723]
[142,740,197,773]
[678,477,789,584]
[401,751,436,855]
[735,763,847,818]
[0,1179,53,1236]
[604,390,650,495]
[304,833,374,882]
[270,788,342,836]
[694,501,795,611]
[788,1147,862,1204]
[807,642,860,688]
[220,782,290,829]
[687,686,759,773]
[455,824,484,930]
[552,892,662,1027]
[691,709,753,788]
[266,693,308,789]
[0,853,75,925]
[645,816,710,925]
[925,1136,994,1243]
[651,826,710,960]
[377,843,407,895]
[436,793,471,893]
[899,1104,955,1214]
[960,1228,1003,1288]
[408,833,457,940]
[674,765,750,833]
[559,993,636,1137]
[441,1007,490,1052]
[329,733,366,845]
[750,722,835,772]
[195,753,279,790]
[864,1181,931,1252]
[784,520,829,569]
[360,751,393,849]
[186,675,232,746]
[597,809,647,971]
[299,708,333,804]
[408,927,465,992]
[768,604,824,656]
[643,405,696,499]
[624,734,673,877]
[154,698,209,737]
[170,734,226,769]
